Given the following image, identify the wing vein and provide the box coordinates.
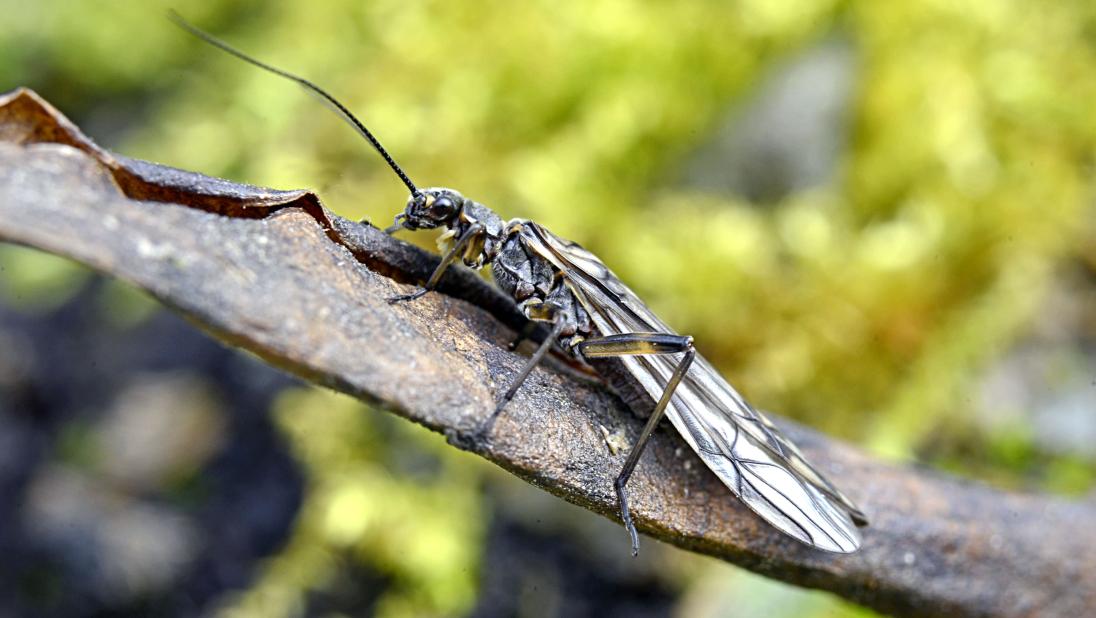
[520,222,863,552]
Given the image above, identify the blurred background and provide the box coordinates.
[1,0,1094,616]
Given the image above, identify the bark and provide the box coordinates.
[1,88,1092,618]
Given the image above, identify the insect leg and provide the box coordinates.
[480,305,565,436]
[387,223,486,304]
[507,320,540,351]
[578,333,696,556]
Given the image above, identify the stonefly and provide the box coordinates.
[171,11,868,555]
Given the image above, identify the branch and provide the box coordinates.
[1,88,1091,618]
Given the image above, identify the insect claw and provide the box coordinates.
[490,399,509,421]
[469,406,503,445]
[624,514,640,556]
[386,289,427,304]
[615,478,641,556]
[481,403,505,433]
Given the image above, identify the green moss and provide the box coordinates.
[7,1,1096,614]
[218,388,484,618]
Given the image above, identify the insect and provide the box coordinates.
[171,12,868,555]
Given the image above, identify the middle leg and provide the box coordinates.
[479,302,565,437]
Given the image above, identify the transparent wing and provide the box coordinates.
[521,222,866,553]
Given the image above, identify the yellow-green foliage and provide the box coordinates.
[217,389,484,618]
[129,0,1094,458]
[4,0,1095,615]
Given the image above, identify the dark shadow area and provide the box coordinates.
[0,277,303,617]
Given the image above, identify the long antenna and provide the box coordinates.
[168,10,420,196]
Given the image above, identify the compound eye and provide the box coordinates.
[430,197,455,217]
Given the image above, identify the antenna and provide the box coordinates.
[168,10,420,196]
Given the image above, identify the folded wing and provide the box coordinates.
[523,223,865,553]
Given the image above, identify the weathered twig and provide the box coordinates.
[1,88,1092,618]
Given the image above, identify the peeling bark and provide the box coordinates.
[1,88,1092,618]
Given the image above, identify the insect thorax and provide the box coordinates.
[435,197,593,346]
[434,198,508,269]
[489,222,593,346]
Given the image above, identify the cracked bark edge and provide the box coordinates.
[1,88,1092,618]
